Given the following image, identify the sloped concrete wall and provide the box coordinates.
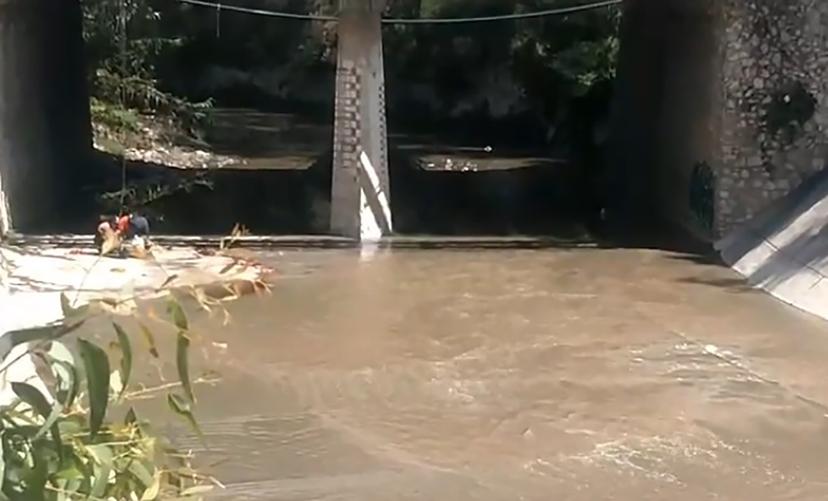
[717,168,828,322]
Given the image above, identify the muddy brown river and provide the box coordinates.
[151,245,828,500]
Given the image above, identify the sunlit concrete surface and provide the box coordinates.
[719,169,828,322]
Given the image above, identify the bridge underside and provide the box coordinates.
[0,0,826,243]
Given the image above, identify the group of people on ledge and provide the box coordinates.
[95,211,152,257]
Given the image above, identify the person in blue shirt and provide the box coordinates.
[128,213,150,240]
[116,211,153,254]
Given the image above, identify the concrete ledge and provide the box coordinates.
[4,234,357,249]
[4,234,598,250]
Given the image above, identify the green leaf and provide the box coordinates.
[219,261,235,274]
[140,471,161,500]
[11,382,50,419]
[54,465,84,482]
[167,299,189,331]
[48,342,79,409]
[128,460,154,489]
[167,393,203,443]
[60,478,82,499]
[77,339,111,439]
[59,293,88,319]
[97,297,119,308]
[33,403,63,443]
[23,446,47,501]
[112,323,133,400]
[124,407,152,441]
[59,293,72,316]
[158,274,179,290]
[0,431,5,493]
[5,326,60,356]
[125,407,138,427]
[6,319,86,354]
[138,323,160,358]
[10,383,62,451]
[56,415,85,437]
[47,341,75,371]
[176,332,194,403]
[87,445,113,497]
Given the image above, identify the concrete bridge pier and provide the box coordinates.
[0,0,91,235]
[330,0,392,242]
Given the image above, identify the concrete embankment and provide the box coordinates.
[717,168,828,321]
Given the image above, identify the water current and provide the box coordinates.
[148,246,828,500]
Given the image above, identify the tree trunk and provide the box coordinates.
[0,0,92,234]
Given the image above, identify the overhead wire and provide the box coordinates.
[176,0,338,20]
[384,0,621,23]
[174,0,622,23]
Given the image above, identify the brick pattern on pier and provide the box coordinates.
[329,9,391,241]
[332,61,362,190]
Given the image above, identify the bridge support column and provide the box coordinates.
[330,0,392,242]
[0,0,91,235]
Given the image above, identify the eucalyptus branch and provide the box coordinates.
[124,376,221,400]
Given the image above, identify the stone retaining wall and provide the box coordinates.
[717,0,828,234]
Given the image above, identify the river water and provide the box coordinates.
[158,245,828,500]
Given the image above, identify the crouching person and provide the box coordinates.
[94,215,120,255]
[117,212,153,258]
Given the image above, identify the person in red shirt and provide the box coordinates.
[116,213,130,235]
[114,211,153,256]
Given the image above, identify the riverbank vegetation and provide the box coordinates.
[83,0,620,154]
[82,0,207,134]
[0,289,217,499]
[0,243,269,498]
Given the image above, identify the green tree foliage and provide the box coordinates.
[82,0,212,136]
[82,0,619,147]
[382,0,619,143]
[0,290,217,500]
